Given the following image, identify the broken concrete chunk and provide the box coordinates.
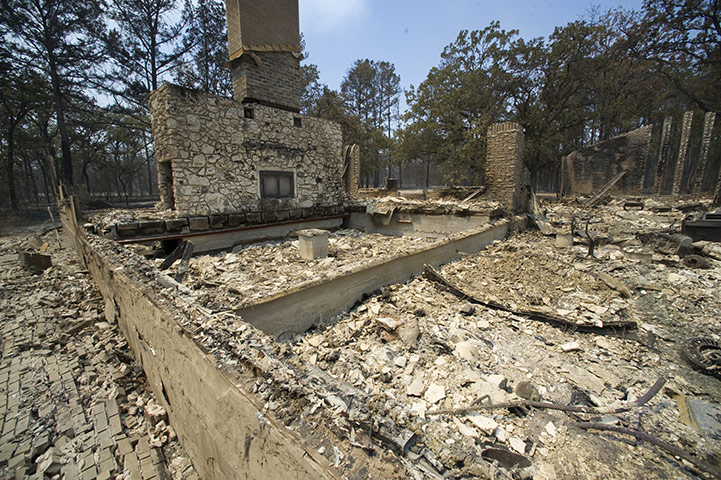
[411,400,427,418]
[377,317,400,331]
[36,447,63,476]
[324,395,348,414]
[466,414,498,435]
[398,318,420,348]
[454,341,480,363]
[561,341,582,352]
[307,335,325,347]
[509,437,527,454]
[515,381,541,401]
[406,376,425,397]
[453,417,479,438]
[597,272,632,298]
[424,383,446,404]
[145,403,167,425]
[459,303,475,316]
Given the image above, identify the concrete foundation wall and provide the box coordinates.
[239,217,526,338]
[345,212,491,237]
[175,216,342,253]
[59,203,335,480]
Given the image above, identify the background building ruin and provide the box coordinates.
[561,111,720,199]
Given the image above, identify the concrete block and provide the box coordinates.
[261,211,279,223]
[296,229,329,260]
[246,212,262,224]
[115,223,139,237]
[137,221,165,236]
[19,252,51,273]
[188,217,209,231]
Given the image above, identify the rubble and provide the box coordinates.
[6,194,721,479]
[286,197,721,479]
[0,230,197,479]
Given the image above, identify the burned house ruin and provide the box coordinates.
[4,1,721,480]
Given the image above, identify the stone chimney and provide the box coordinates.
[485,122,529,213]
[224,0,302,112]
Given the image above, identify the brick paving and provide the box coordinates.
[0,231,196,479]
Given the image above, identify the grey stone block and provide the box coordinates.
[188,217,209,231]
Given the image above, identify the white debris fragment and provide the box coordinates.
[466,414,498,435]
[424,383,446,404]
[377,317,399,330]
[406,376,425,397]
[411,400,427,419]
[453,417,479,437]
[561,341,582,352]
[454,341,480,363]
[509,437,527,454]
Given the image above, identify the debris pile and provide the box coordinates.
[0,231,196,479]
[287,198,721,479]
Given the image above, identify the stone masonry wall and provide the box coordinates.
[149,83,343,217]
[563,125,652,196]
[485,122,529,213]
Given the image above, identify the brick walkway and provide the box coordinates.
[0,232,196,479]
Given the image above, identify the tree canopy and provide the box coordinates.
[1,0,719,209]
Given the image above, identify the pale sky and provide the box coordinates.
[299,0,645,97]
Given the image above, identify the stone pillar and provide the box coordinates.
[157,161,175,210]
[485,122,529,213]
[224,0,301,111]
[672,111,694,196]
[343,144,360,198]
[693,111,716,194]
[653,117,673,195]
